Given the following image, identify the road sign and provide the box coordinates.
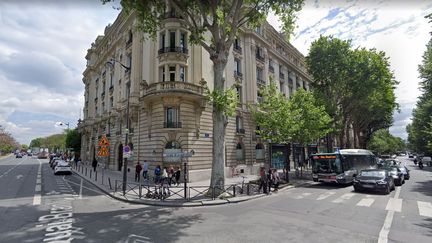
[98,135,110,146]
[97,146,109,157]
[123,145,131,158]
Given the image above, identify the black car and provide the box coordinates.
[353,169,395,194]
[398,166,410,180]
[385,166,404,186]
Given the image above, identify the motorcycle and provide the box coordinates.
[419,161,424,169]
[414,158,418,165]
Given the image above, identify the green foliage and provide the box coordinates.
[250,83,332,145]
[306,36,398,148]
[367,129,405,155]
[408,34,432,155]
[205,86,238,117]
[30,134,66,152]
[0,125,19,153]
[65,129,82,153]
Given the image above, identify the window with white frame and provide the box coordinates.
[169,66,176,81]
[236,143,245,161]
[179,66,185,82]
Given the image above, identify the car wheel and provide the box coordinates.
[385,185,390,195]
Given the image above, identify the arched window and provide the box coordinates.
[236,143,244,161]
[256,143,265,159]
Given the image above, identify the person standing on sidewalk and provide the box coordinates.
[135,162,142,182]
[272,169,280,192]
[174,166,181,186]
[92,157,98,172]
[167,165,174,186]
[142,160,149,180]
[258,167,267,194]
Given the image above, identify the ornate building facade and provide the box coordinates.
[78,10,311,182]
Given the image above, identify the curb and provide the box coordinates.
[72,169,313,207]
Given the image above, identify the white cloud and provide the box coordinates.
[0,1,119,144]
[283,0,432,140]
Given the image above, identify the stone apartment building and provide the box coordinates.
[77,10,312,182]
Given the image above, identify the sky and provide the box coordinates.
[0,0,431,145]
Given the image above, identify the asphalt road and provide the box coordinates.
[0,155,431,243]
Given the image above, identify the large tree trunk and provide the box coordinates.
[210,59,228,192]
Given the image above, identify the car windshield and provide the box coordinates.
[360,171,385,178]
[311,155,342,174]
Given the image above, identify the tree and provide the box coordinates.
[250,82,332,153]
[306,36,398,149]
[30,137,44,148]
[0,125,19,154]
[65,129,81,154]
[104,0,304,190]
[367,129,405,155]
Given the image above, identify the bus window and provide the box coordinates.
[311,155,342,174]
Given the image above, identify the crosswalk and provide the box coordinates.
[284,189,432,218]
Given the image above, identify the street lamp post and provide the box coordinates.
[106,58,131,195]
[59,122,70,129]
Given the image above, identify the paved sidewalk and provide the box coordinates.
[71,163,313,207]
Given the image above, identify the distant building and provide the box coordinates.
[77,9,311,181]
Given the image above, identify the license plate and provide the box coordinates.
[363,184,374,188]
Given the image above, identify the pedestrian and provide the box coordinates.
[135,162,142,182]
[267,168,273,193]
[258,167,267,194]
[142,160,149,180]
[154,165,162,184]
[161,167,169,196]
[167,165,174,186]
[92,157,98,172]
[272,169,280,192]
[174,166,181,186]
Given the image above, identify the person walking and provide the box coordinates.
[161,167,170,196]
[142,160,149,180]
[258,167,267,194]
[272,169,280,192]
[92,157,98,172]
[154,165,162,184]
[267,168,273,193]
[135,162,142,182]
[167,165,174,186]
[174,166,181,186]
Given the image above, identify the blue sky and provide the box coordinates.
[0,0,431,145]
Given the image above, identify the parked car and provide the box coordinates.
[353,169,395,194]
[54,160,72,175]
[15,153,22,158]
[398,165,410,180]
[385,166,404,186]
[50,158,62,169]
[421,156,432,166]
[408,154,414,158]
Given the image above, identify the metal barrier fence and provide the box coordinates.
[113,180,264,201]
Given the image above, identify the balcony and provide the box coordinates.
[164,122,182,128]
[256,54,265,63]
[158,46,188,55]
[269,65,274,73]
[233,45,242,54]
[142,81,204,102]
[257,78,266,86]
[234,71,243,79]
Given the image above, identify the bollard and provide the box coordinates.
[247,184,250,195]
[114,180,117,192]
[139,185,142,199]
[108,177,112,190]
[95,171,97,181]
[233,185,236,197]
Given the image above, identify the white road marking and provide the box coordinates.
[316,191,336,200]
[357,198,375,207]
[385,198,402,212]
[33,159,42,206]
[0,159,26,178]
[79,178,83,199]
[293,192,312,199]
[417,201,432,217]
[378,186,401,243]
[332,193,355,203]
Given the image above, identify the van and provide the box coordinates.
[421,156,432,166]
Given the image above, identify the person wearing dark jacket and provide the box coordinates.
[92,157,98,172]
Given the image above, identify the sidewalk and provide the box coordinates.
[71,163,313,207]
